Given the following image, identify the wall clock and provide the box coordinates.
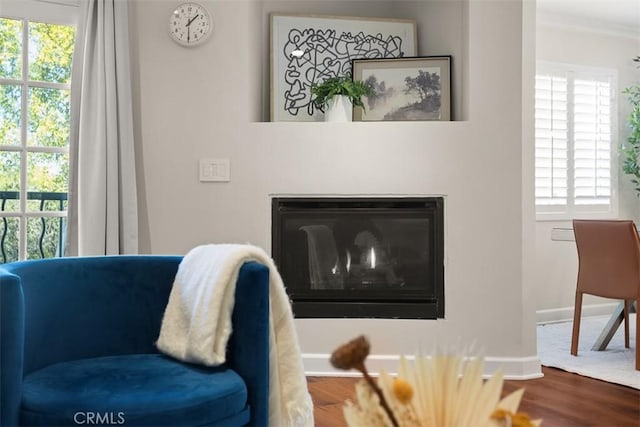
[169,2,212,47]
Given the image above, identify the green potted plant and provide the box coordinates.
[311,74,375,122]
[621,57,640,197]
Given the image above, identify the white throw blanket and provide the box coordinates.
[156,244,314,427]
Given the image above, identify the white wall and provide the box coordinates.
[534,21,640,322]
[130,0,540,378]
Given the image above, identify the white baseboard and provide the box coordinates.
[301,305,620,380]
[303,353,543,380]
[536,303,619,324]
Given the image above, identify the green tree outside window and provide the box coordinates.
[0,17,75,262]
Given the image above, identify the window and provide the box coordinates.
[0,2,77,262]
[535,62,617,219]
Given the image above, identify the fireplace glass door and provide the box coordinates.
[272,197,444,319]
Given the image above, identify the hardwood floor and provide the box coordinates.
[307,367,640,426]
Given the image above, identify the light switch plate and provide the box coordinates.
[199,158,230,182]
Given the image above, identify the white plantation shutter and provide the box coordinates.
[535,74,568,207]
[573,78,611,205]
[535,63,616,218]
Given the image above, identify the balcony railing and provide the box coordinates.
[0,191,68,264]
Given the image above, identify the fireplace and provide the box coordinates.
[271,197,444,319]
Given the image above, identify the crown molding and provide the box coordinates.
[537,10,640,40]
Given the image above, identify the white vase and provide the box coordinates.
[324,95,352,122]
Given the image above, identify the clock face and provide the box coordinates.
[169,2,212,47]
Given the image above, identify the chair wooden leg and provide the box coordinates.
[571,292,583,356]
[623,300,630,349]
[636,300,639,371]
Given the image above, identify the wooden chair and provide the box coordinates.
[571,219,640,370]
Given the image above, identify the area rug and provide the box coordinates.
[537,314,639,389]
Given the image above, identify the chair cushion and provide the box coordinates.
[20,354,250,426]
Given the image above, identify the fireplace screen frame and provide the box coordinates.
[271,197,444,319]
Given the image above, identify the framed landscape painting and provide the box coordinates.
[352,56,452,121]
[270,13,417,122]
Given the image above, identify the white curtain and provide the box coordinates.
[66,0,138,256]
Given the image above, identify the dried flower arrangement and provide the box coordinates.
[330,335,541,427]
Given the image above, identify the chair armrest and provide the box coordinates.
[228,261,270,427]
[0,269,25,427]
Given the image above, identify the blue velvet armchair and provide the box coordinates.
[0,256,270,426]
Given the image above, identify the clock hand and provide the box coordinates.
[186,14,199,27]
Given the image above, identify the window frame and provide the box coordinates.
[1,0,78,261]
[535,61,619,221]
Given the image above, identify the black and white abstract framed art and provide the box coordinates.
[270,13,417,122]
